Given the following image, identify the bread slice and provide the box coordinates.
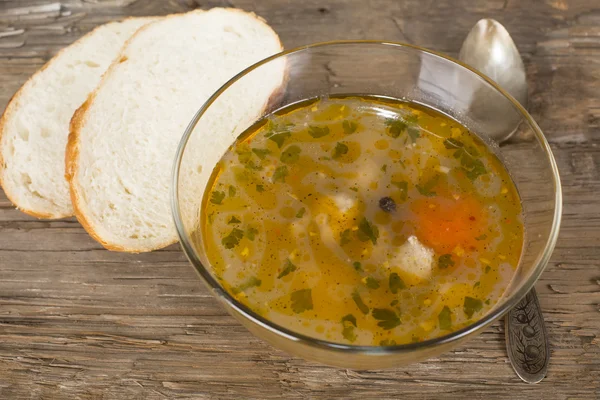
[0,17,155,219]
[66,8,284,252]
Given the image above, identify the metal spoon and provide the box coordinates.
[458,19,550,383]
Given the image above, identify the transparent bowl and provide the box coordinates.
[171,41,562,369]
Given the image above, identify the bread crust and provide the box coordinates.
[66,8,284,252]
[0,17,154,220]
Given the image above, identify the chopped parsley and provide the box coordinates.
[341,314,357,342]
[210,190,226,205]
[227,216,241,224]
[391,180,408,202]
[365,277,380,289]
[342,120,358,135]
[278,259,298,279]
[438,254,455,269]
[484,265,491,274]
[246,226,258,241]
[272,166,288,183]
[438,306,452,330]
[256,184,265,192]
[352,291,369,314]
[280,145,301,163]
[308,125,330,138]
[381,164,388,172]
[384,118,408,139]
[252,148,271,160]
[416,175,440,197]
[296,207,306,218]
[353,261,363,271]
[389,272,406,294]
[475,234,488,241]
[332,142,349,159]
[372,308,401,330]
[231,276,261,294]
[221,228,244,249]
[444,138,487,181]
[291,289,313,313]
[228,185,236,197]
[268,132,292,148]
[463,296,483,319]
[357,217,379,244]
[340,229,352,246]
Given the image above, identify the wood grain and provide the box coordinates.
[0,0,599,398]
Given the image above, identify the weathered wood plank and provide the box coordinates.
[0,0,599,399]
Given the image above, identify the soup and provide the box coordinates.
[199,95,523,346]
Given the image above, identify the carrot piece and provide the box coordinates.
[411,196,486,254]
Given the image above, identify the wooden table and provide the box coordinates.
[0,0,598,398]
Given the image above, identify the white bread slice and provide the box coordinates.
[0,17,156,219]
[66,8,284,252]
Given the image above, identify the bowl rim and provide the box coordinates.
[171,40,563,355]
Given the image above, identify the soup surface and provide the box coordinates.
[200,95,523,346]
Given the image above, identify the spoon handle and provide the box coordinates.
[505,288,549,383]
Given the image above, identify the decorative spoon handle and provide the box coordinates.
[505,288,550,383]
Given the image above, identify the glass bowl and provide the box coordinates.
[171,41,562,369]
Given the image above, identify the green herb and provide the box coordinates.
[352,291,370,314]
[232,276,261,294]
[443,138,463,149]
[210,191,226,205]
[390,299,399,307]
[340,229,352,246]
[463,296,483,319]
[391,180,408,202]
[445,138,487,181]
[342,120,358,135]
[438,254,455,269]
[372,308,401,330]
[280,145,301,164]
[246,226,258,241]
[291,288,313,313]
[342,314,357,327]
[389,272,406,294]
[407,125,421,143]
[385,118,408,138]
[473,281,481,289]
[365,277,380,289]
[244,160,263,171]
[349,187,358,192]
[228,185,236,197]
[208,212,215,225]
[463,159,487,181]
[256,184,265,192]
[332,142,349,159]
[221,228,244,249]
[268,132,292,148]
[438,306,452,330]
[341,314,357,342]
[475,234,488,241]
[380,339,397,346]
[381,164,388,173]
[278,259,297,279]
[235,145,253,164]
[353,261,363,271]
[272,166,288,183]
[416,175,440,197]
[252,148,271,160]
[296,207,306,218]
[357,218,379,244]
[308,125,330,138]
[485,299,491,305]
[228,216,241,224]
[484,265,491,274]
